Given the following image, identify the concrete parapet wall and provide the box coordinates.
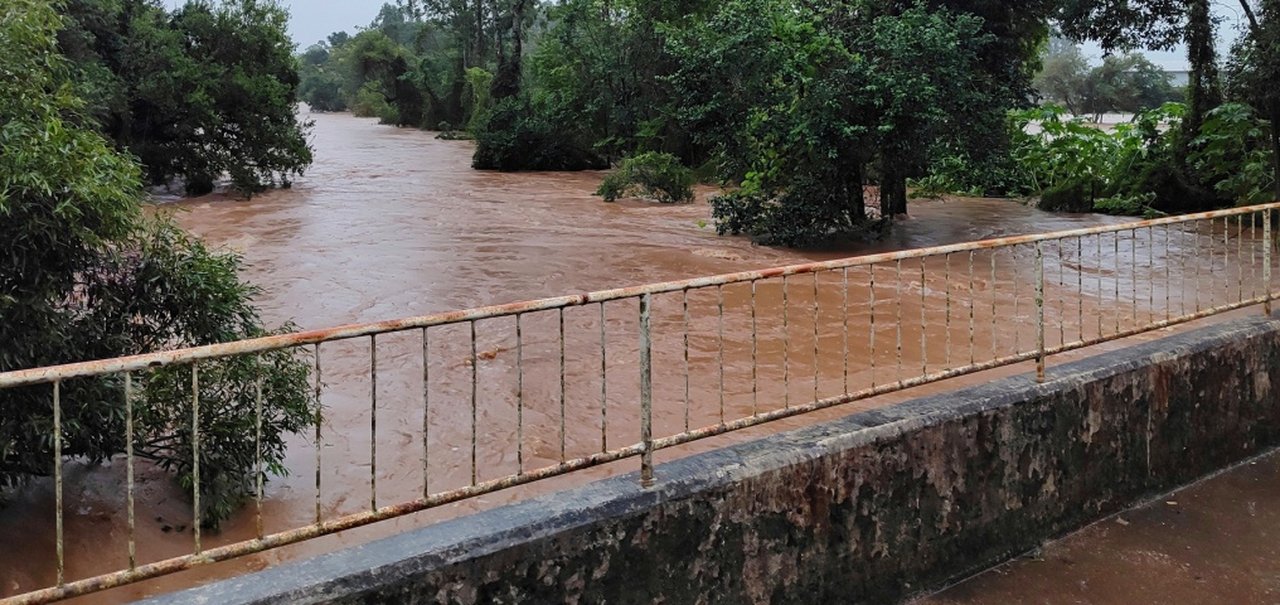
[149,316,1280,605]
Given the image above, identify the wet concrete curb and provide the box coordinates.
[143,316,1280,604]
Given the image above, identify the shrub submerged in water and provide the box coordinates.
[596,152,695,204]
[0,0,317,528]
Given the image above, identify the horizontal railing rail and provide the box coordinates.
[3,201,1278,604]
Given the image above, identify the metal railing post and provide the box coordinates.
[1035,242,1046,382]
[639,294,654,488]
[1266,209,1273,316]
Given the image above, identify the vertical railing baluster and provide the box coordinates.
[895,259,903,385]
[639,294,654,488]
[965,251,974,365]
[813,272,820,403]
[750,280,758,416]
[991,250,998,361]
[192,363,201,554]
[1165,225,1173,322]
[125,373,136,568]
[1098,234,1104,338]
[1182,225,1192,318]
[1148,227,1155,325]
[422,328,430,495]
[1035,242,1046,382]
[842,268,850,395]
[558,310,566,463]
[921,257,929,375]
[472,320,480,482]
[1253,212,1260,302]
[600,304,608,453]
[1132,229,1138,329]
[717,286,725,426]
[945,254,953,367]
[1077,237,1084,344]
[517,314,526,470]
[370,335,377,510]
[1238,215,1245,304]
[1265,209,1272,315]
[683,288,691,431]
[870,265,877,388]
[254,376,264,540]
[782,275,790,409]
[1056,240,1065,347]
[53,380,63,586]
[1012,247,1019,354]
[1114,231,1121,335]
[314,344,322,524]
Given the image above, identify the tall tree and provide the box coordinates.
[1227,0,1280,199]
[670,0,1003,243]
[1057,0,1221,148]
[2,0,316,525]
[59,0,313,196]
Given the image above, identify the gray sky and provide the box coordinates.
[167,1,1250,71]
[275,0,381,47]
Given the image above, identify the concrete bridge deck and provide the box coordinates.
[922,448,1280,605]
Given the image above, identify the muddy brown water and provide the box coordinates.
[0,110,1265,603]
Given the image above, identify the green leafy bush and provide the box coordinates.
[1,1,316,527]
[1093,192,1161,216]
[991,102,1229,213]
[597,153,695,203]
[472,98,607,171]
[711,182,890,247]
[1190,103,1276,205]
[1039,180,1095,212]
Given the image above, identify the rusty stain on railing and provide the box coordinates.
[4,202,1280,605]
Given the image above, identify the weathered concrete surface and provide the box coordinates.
[920,448,1280,604]
[144,316,1280,605]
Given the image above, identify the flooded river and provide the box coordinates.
[3,109,1260,602]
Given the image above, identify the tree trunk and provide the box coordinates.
[844,162,866,224]
[1183,0,1222,151]
[879,168,908,217]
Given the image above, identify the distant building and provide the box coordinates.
[1165,70,1191,88]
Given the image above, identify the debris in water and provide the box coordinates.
[1116,517,1130,526]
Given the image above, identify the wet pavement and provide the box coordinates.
[920,449,1280,605]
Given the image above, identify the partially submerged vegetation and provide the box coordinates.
[2,0,318,526]
[60,0,313,196]
[597,153,694,204]
[299,0,1280,244]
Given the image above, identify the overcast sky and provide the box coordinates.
[167,1,1251,71]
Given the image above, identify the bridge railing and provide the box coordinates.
[3,202,1279,603]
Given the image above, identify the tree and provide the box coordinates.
[1,0,317,526]
[59,0,313,196]
[299,43,348,111]
[669,0,1001,245]
[1226,0,1280,199]
[1035,38,1091,115]
[1057,0,1220,146]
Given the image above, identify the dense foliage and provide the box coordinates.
[913,0,1280,214]
[297,1,1054,245]
[296,0,1280,242]
[295,1,534,132]
[596,152,694,203]
[1034,38,1180,119]
[1,0,317,526]
[670,1,1016,245]
[58,0,313,196]
[923,101,1274,215]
